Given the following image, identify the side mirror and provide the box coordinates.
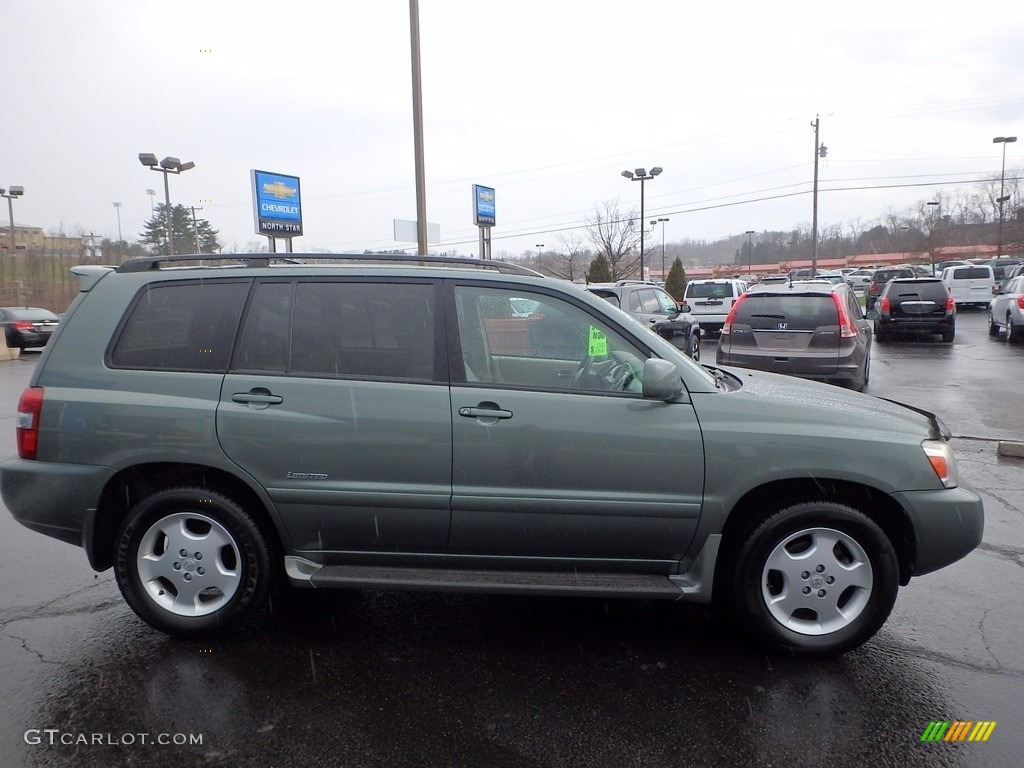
[642,358,684,402]
[678,302,692,313]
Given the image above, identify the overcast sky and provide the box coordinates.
[2,0,1022,258]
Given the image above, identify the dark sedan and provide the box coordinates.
[0,307,60,349]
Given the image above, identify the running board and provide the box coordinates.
[285,558,686,599]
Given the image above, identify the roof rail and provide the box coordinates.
[116,252,543,277]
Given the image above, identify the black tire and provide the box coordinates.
[1008,318,1021,345]
[731,501,899,657]
[988,313,1001,337]
[941,324,955,343]
[689,331,701,361]
[114,487,273,639]
[873,323,887,342]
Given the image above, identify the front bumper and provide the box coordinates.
[893,485,984,576]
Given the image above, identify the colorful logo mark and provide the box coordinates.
[921,721,997,742]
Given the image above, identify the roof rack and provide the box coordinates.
[116,252,543,277]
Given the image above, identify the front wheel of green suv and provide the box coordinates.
[732,502,899,657]
[114,487,273,639]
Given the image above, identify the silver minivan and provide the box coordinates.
[941,264,995,308]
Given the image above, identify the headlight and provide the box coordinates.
[922,439,959,489]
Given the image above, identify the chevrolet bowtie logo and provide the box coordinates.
[262,181,297,199]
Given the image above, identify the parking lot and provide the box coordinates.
[0,308,1021,768]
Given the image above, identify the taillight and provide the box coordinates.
[947,295,956,311]
[1017,296,1024,310]
[879,297,890,312]
[720,295,748,335]
[16,386,43,460]
[13,321,33,331]
[832,294,857,338]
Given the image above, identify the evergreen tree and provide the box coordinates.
[664,257,688,301]
[586,253,613,283]
[140,204,221,255]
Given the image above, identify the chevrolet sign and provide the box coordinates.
[252,169,303,237]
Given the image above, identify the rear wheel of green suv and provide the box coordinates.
[733,502,899,657]
[114,487,272,638]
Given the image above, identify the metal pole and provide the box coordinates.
[113,202,123,243]
[661,220,667,277]
[162,169,174,256]
[639,178,646,280]
[409,0,428,256]
[994,137,1016,260]
[811,117,820,276]
[190,206,203,254]
[5,196,14,253]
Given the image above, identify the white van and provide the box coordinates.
[941,264,995,308]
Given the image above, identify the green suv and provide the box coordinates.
[1,254,984,657]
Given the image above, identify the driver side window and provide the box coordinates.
[454,286,646,394]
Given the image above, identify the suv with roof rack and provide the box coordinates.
[1,253,983,657]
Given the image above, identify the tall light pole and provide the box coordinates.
[146,188,156,213]
[745,230,756,276]
[621,166,662,280]
[811,117,827,276]
[651,217,669,279]
[535,243,545,269]
[139,153,195,256]
[994,136,1017,260]
[113,202,123,243]
[0,185,25,254]
[926,201,940,275]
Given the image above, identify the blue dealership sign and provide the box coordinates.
[252,169,303,237]
[473,184,495,227]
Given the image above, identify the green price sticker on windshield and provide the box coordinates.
[588,326,608,356]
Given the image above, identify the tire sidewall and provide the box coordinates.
[114,487,270,638]
[733,502,899,657]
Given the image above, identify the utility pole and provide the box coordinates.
[190,206,203,254]
[811,117,822,276]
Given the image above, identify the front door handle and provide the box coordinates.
[232,388,284,410]
[458,406,513,420]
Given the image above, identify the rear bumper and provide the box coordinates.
[877,317,954,333]
[1,458,113,552]
[893,485,984,576]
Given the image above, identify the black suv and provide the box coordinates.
[869,277,955,343]
[866,267,915,310]
[585,281,701,359]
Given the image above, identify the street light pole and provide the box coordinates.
[113,202,123,243]
[1,186,25,251]
[535,243,545,270]
[146,188,156,213]
[926,201,940,275]
[621,166,662,280]
[993,136,1017,261]
[651,218,669,279]
[138,153,195,256]
[745,230,755,276]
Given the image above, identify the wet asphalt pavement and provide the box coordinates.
[0,310,1021,768]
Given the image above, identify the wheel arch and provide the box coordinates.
[713,478,916,600]
[88,462,283,572]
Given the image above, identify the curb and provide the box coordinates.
[997,441,1024,458]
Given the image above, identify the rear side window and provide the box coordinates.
[234,281,436,380]
[733,294,838,331]
[110,281,249,372]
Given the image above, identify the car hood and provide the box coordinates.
[717,366,943,440]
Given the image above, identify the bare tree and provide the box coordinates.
[547,231,591,282]
[585,199,640,280]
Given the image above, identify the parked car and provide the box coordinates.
[0,254,983,658]
[586,280,701,359]
[845,269,874,292]
[984,257,1022,283]
[716,280,872,391]
[988,273,1024,343]
[869,277,955,343]
[941,264,995,309]
[866,267,915,310]
[0,307,61,349]
[681,278,748,335]
[934,259,969,274]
